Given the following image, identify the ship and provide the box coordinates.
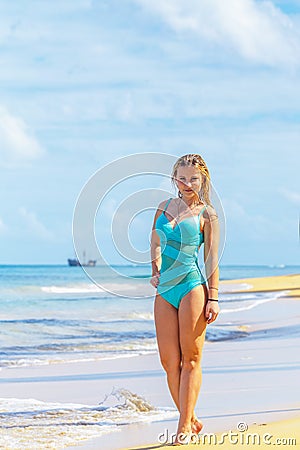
[68,251,96,267]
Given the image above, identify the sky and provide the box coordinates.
[0,0,299,266]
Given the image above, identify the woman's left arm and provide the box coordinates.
[203,206,220,324]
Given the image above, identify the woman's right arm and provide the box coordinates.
[150,201,167,287]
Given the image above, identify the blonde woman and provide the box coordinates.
[150,154,220,445]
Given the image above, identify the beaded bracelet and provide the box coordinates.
[207,298,219,302]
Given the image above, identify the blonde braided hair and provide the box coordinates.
[171,154,212,206]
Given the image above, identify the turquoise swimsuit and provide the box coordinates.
[154,198,207,309]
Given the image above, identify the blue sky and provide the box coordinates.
[0,0,299,265]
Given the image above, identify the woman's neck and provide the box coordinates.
[180,196,200,209]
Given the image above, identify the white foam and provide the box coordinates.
[221,291,284,313]
[0,347,158,369]
[41,284,105,294]
[220,282,253,292]
[125,311,154,320]
[40,282,150,295]
[0,389,178,449]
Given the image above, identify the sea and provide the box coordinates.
[0,264,299,449]
[0,264,299,369]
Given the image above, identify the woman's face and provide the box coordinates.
[175,165,202,198]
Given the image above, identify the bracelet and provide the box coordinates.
[209,287,218,290]
[207,298,219,302]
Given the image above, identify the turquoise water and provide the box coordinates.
[0,264,299,368]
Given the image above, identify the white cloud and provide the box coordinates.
[134,0,300,67]
[0,217,8,235]
[0,106,45,167]
[222,198,283,240]
[278,187,300,205]
[19,207,54,240]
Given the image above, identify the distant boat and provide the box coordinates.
[68,251,96,267]
[67,258,96,267]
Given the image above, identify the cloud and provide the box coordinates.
[278,187,300,205]
[222,198,283,240]
[0,217,8,235]
[0,106,45,167]
[19,207,54,240]
[134,0,300,67]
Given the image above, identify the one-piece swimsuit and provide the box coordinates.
[154,197,207,309]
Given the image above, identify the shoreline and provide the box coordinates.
[221,273,300,298]
[0,273,299,449]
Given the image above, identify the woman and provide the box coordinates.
[150,154,220,445]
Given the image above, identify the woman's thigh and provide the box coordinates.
[154,293,181,366]
[178,285,207,358]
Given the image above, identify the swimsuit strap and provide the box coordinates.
[198,205,208,217]
[163,198,172,213]
[198,205,208,235]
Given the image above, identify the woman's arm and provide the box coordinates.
[151,224,161,277]
[203,206,220,306]
[150,200,168,287]
[150,201,166,276]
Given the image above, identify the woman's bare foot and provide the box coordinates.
[173,415,203,445]
[173,426,192,445]
[191,415,203,434]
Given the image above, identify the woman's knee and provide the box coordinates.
[181,353,202,371]
[160,355,181,374]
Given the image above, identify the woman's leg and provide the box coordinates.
[154,293,201,431]
[176,285,207,441]
[154,293,181,411]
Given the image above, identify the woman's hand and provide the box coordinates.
[205,300,220,324]
[150,272,160,288]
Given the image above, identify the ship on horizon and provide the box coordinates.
[68,251,96,267]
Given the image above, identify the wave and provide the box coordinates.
[220,291,284,313]
[41,284,106,294]
[219,282,253,292]
[206,327,249,342]
[40,282,143,295]
[0,282,153,299]
[0,350,158,369]
[0,388,178,449]
[0,335,158,368]
[0,316,153,325]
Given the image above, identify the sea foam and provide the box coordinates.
[0,389,178,449]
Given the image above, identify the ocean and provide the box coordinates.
[0,264,299,449]
[0,264,298,369]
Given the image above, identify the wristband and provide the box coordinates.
[209,287,218,290]
[207,298,219,302]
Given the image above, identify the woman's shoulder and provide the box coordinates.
[157,197,174,211]
[202,204,218,221]
[153,198,173,226]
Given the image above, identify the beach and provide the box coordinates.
[124,416,300,449]
[0,269,300,449]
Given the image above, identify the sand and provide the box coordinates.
[123,415,300,449]
[1,273,300,449]
[221,273,300,297]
